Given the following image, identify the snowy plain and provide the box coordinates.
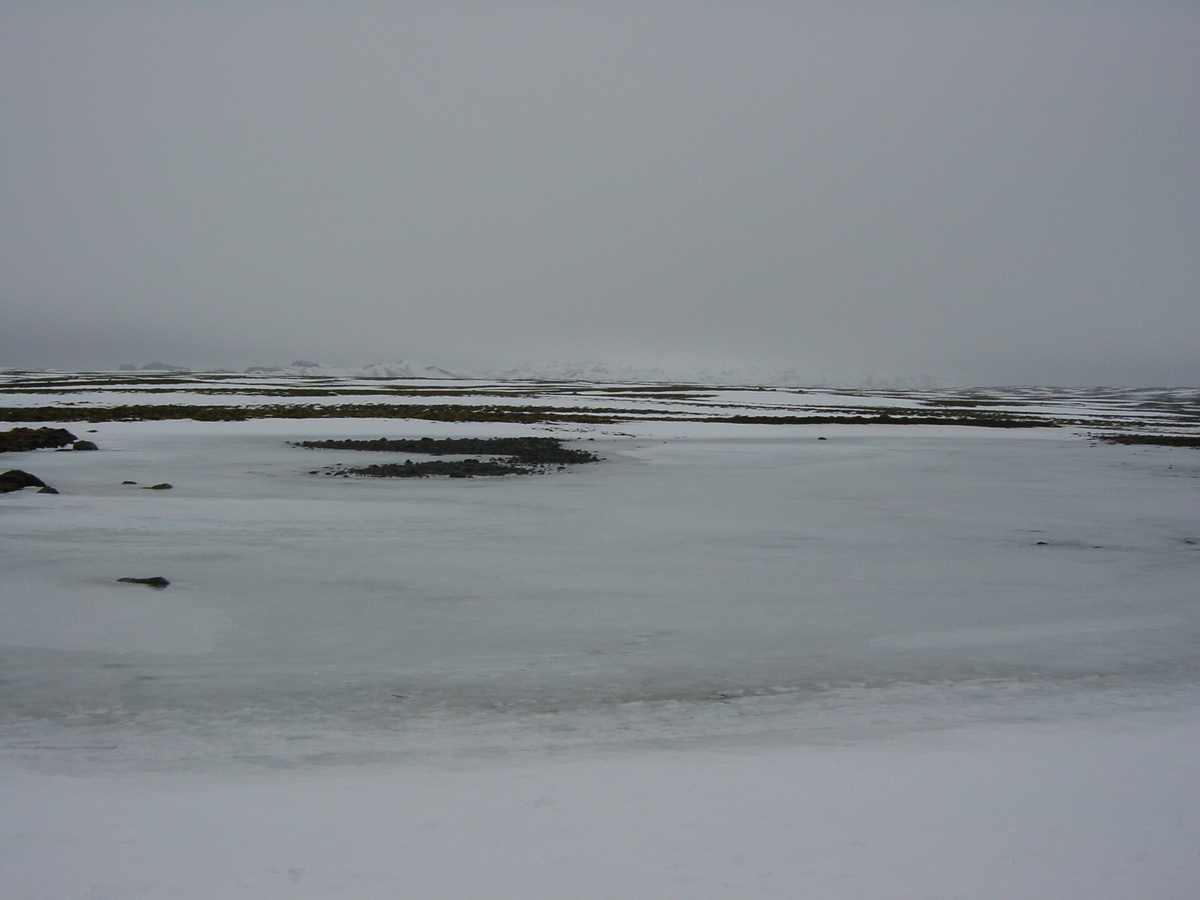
[1,374,1198,898]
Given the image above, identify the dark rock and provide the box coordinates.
[122,480,138,485]
[0,427,78,453]
[37,486,59,494]
[145,483,173,490]
[72,440,99,451]
[294,436,600,465]
[0,470,46,492]
[118,576,170,589]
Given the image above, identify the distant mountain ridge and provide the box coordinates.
[117,360,465,379]
[488,360,945,390]
[119,361,192,372]
[243,360,463,379]
[112,358,943,389]
[357,361,461,379]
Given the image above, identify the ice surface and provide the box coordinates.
[1,377,1197,897]
[2,395,1196,764]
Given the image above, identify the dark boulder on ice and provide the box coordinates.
[37,486,59,494]
[72,440,99,451]
[0,426,78,453]
[0,470,47,492]
[118,576,170,589]
[145,483,173,490]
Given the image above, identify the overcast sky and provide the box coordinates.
[2,2,1197,385]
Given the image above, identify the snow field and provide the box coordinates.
[1,380,1197,897]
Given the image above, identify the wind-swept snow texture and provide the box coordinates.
[1,374,1197,898]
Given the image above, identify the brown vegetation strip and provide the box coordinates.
[324,459,542,478]
[295,436,600,465]
[1,404,1059,428]
[699,413,1058,428]
[1092,433,1200,448]
[307,436,601,478]
[0,404,618,425]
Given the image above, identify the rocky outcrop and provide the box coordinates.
[0,427,77,452]
[72,440,99,451]
[118,576,170,588]
[294,436,600,465]
[299,436,602,479]
[1,470,47,493]
[326,458,534,479]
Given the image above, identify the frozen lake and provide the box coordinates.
[1,374,1198,897]
[2,376,1196,764]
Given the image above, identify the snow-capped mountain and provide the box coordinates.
[355,360,462,379]
[118,361,192,372]
[487,360,944,389]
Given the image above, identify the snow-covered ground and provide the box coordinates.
[1,376,1197,898]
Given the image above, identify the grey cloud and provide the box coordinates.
[1,2,1197,384]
